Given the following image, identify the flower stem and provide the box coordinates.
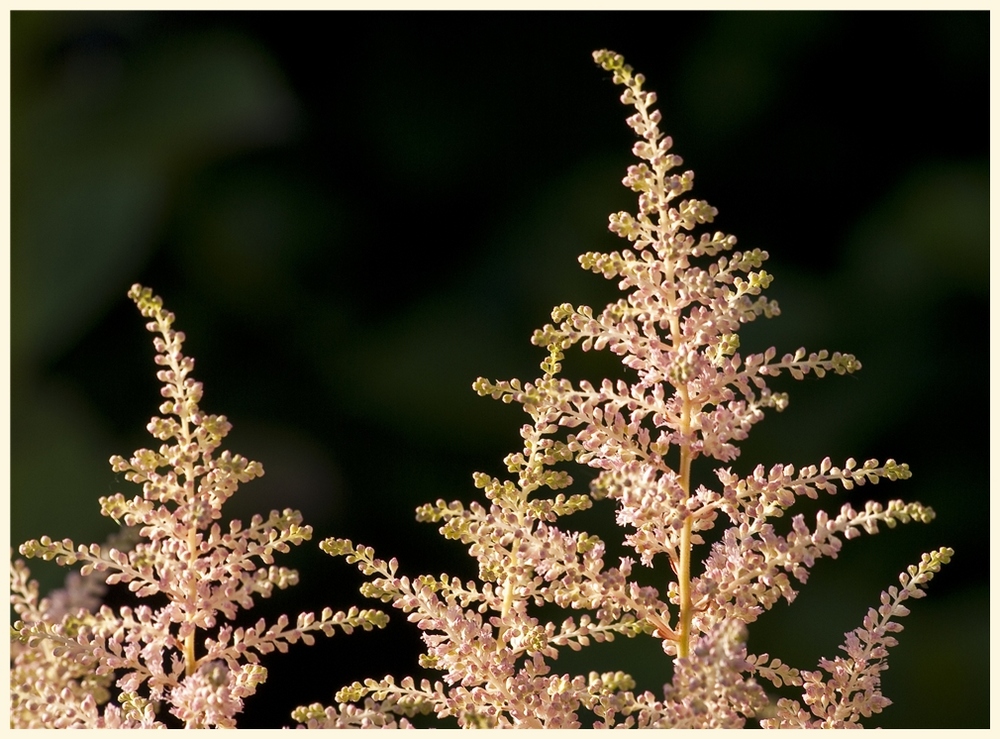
[676,396,694,658]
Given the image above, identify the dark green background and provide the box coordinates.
[11,11,988,728]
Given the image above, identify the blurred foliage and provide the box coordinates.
[10,11,988,729]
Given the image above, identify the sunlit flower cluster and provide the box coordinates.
[11,49,949,729]
[11,285,387,728]
[309,50,949,728]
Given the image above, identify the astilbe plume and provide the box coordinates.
[10,285,388,728]
[303,51,951,728]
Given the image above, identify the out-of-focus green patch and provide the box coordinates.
[11,378,118,596]
[12,21,298,374]
[847,161,989,295]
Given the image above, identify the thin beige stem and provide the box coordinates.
[162,316,199,679]
[676,393,694,659]
[500,577,515,621]
[184,524,198,676]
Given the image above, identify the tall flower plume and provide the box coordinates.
[11,285,387,728]
[307,50,950,728]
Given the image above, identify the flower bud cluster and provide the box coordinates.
[305,50,948,728]
[11,286,386,727]
[11,49,949,729]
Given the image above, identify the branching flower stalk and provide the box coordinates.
[10,49,952,730]
[10,285,388,728]
[306,50,951,728]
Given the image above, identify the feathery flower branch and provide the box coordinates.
[307,49,949,728]
[11,48,950,730]
[11,285,387,728]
